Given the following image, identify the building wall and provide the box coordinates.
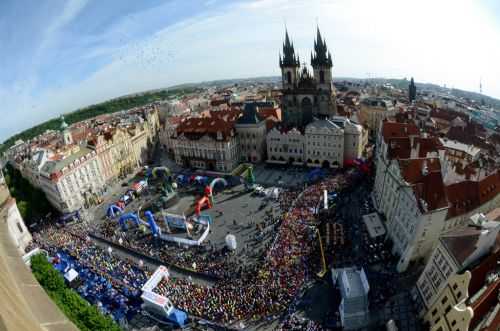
[359,104,396,137]
[421,270,473,331]
[416,242,462,310]
[0,171,32,254]
[266,128,305,164]
[235,121,267,163]
[39,153,105,213]
[304,125,344,167]
[172,135,239,172]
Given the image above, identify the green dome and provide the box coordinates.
[60,116,68,130]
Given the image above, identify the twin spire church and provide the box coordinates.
[279,28,337,129]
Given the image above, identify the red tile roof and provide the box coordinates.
[469,246,500,296]
[381,122,419,143]
[430,108,469,122]
[414,137,444,157]
[258,107,282,122]
[176,115,236,141]
[398,158,449,212]
[470,278,500,330]
[387,137,411,159]
[446,171,500,219]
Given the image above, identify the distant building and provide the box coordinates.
[333,267,370,330]
[7,105,160,213]
[358,97,396,137]
[409,77,417,103]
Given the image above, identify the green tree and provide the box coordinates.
[16,200,29,219]
[30,254,122,331]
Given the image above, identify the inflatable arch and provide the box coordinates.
[195,196,212,216]
[118,213,141,231]
[209,177,228,193]
[144,210,161,237]
[152,167,171,179]
[107,204,123,219]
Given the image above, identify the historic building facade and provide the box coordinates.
[280,29,337,129]
[267,29,365,167]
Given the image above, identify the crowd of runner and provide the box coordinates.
[276,313,325,331]
[27,173,348,325]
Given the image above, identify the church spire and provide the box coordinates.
[311,26,332,67]
[280,29,299,68]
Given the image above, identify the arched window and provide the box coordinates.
[319,70,325,84]
[287,71,292,84]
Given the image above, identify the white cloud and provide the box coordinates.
[2,0,500,141]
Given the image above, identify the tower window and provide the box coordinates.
[287,71,292,84]
[320,70,325,84]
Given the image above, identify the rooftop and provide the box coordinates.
[398,158,448,213]
[40,146,93,175]
[381,121,419,143]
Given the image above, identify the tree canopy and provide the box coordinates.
[1,87,199,154]
[31,254,122,331]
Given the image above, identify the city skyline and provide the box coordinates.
[1,0,500,142]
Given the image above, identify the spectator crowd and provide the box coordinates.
[27,173,348,325]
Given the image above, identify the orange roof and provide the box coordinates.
[387,137,411,159]
[446,171,500,219]
[398,158,448,212]
[381,121,419,143]
[414,137,444,157]
[176,116,235,141]
[258,107,282,122]
[470,278,500,330]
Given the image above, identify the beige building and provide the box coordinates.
[304,119,344,167]
[266,116,366,168]
[414,217,500,331]
[39,145,105,213]
[266,127,305,165]
[373,122,450,272]
[359,97,396,137]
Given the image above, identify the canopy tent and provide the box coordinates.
[64,268,79,282]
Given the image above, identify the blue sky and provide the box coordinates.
[1,0,500,142]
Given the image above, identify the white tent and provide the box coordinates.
[64,268,79,283]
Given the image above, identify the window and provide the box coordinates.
[434,317,440,324]
[319,70,325,83]
[451,320,456,327]
[286,71,291,84]
[16,222,23,233]
[445,305,451,314]
[441,296,448,305]
[452,283,458,290]
[431,309,438,316]
[456,291,462,298]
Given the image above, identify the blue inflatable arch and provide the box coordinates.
[107,204,123,219]
[118,213,140,231]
